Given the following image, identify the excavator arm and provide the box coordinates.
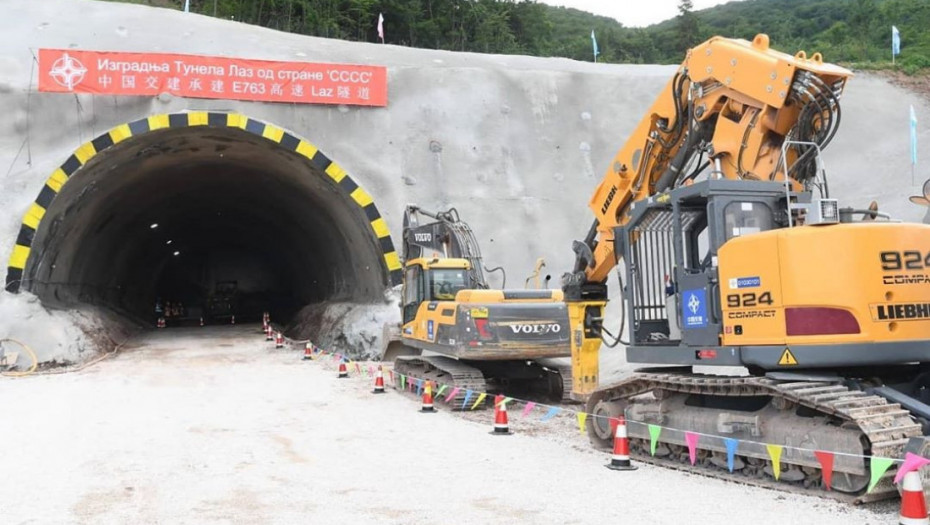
[564,34,852,398]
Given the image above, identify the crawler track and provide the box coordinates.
[586,369,921,503]
[393,356,488,408]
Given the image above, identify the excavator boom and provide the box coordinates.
[570,34,850,286]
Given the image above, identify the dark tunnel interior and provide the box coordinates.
[23,126,389,325]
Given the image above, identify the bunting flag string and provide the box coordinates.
[299,343,917,491]
[766,444,783,481]
[521,401,536,418]
[471,392,487,411]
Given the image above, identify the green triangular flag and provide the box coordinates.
[648,424,662,456]
[868,457,895,493]
[436,384,448,397]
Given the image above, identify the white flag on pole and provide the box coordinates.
[377,13,385,43]
[183,0,190,12]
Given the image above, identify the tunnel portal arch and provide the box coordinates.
[4,112,402,320]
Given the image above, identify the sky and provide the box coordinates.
[537,0,734,28]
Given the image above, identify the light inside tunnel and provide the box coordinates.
[16,119,394,325]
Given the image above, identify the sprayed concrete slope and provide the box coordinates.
[0,0,928,363]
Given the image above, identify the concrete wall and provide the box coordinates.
[1,0,928,362]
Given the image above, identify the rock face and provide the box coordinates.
[0,0,927,363]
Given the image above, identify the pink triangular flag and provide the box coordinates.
[894,452,930,484]
[387,369,394,384]
[443,387,460,403]
[521,401,537,418]
[685,431,699,465]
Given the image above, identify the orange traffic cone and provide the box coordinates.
[275,331,284,349]
[265,325,273,341]
[303,342,313,360]
[372,366,386,394]
[899,471,930,525]
[157,317,166,329]
[231,315,236,325]
[421,381,436,412]
[606,417,637,471]
[337,360,349,378]
[199,317,204,327]
[489,395,512,435]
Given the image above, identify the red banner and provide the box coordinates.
[38,49,387,107]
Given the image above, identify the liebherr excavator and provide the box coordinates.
[563,34,930,501]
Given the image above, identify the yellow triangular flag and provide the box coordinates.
[577,412,587,434]
[766,444,783,480]
[470,392,487,410]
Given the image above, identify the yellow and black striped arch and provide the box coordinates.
[5,112,402,293]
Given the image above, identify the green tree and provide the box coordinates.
[677,0,699,54]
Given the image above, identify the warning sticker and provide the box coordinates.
[778,348,798,366]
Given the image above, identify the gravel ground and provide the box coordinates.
[0,325,897,524]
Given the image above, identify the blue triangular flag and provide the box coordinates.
[416,379,423,396]
[540,406,561,422]
[725,438,739,473]
[461,389,474,410]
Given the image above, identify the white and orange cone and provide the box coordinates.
[489,395,512,435]
[230,315,235,325]
[199,317,204,327]
[605,417,637,471]
[372,366,386,394]
[157,317,166,329]
[303,342,313,360]
[420,381,436,412]
[899,471,930,525]
[337,360,349,379]
[275,331,284,349]
[265,325,274,341]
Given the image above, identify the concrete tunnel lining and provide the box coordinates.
[6,112,403,322]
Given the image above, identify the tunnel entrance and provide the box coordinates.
[6,112,401,326]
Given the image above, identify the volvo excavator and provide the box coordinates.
[561,34,930,502]
[382,205,573,404]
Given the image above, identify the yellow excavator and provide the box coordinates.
[382,205,573,404]
[562,34,930,502]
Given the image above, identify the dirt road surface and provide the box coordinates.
[1,326,894,524]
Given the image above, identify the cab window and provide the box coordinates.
[429,269,467,301]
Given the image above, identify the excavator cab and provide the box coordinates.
[616,179,790,355]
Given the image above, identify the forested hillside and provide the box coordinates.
[108,0,930,72]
